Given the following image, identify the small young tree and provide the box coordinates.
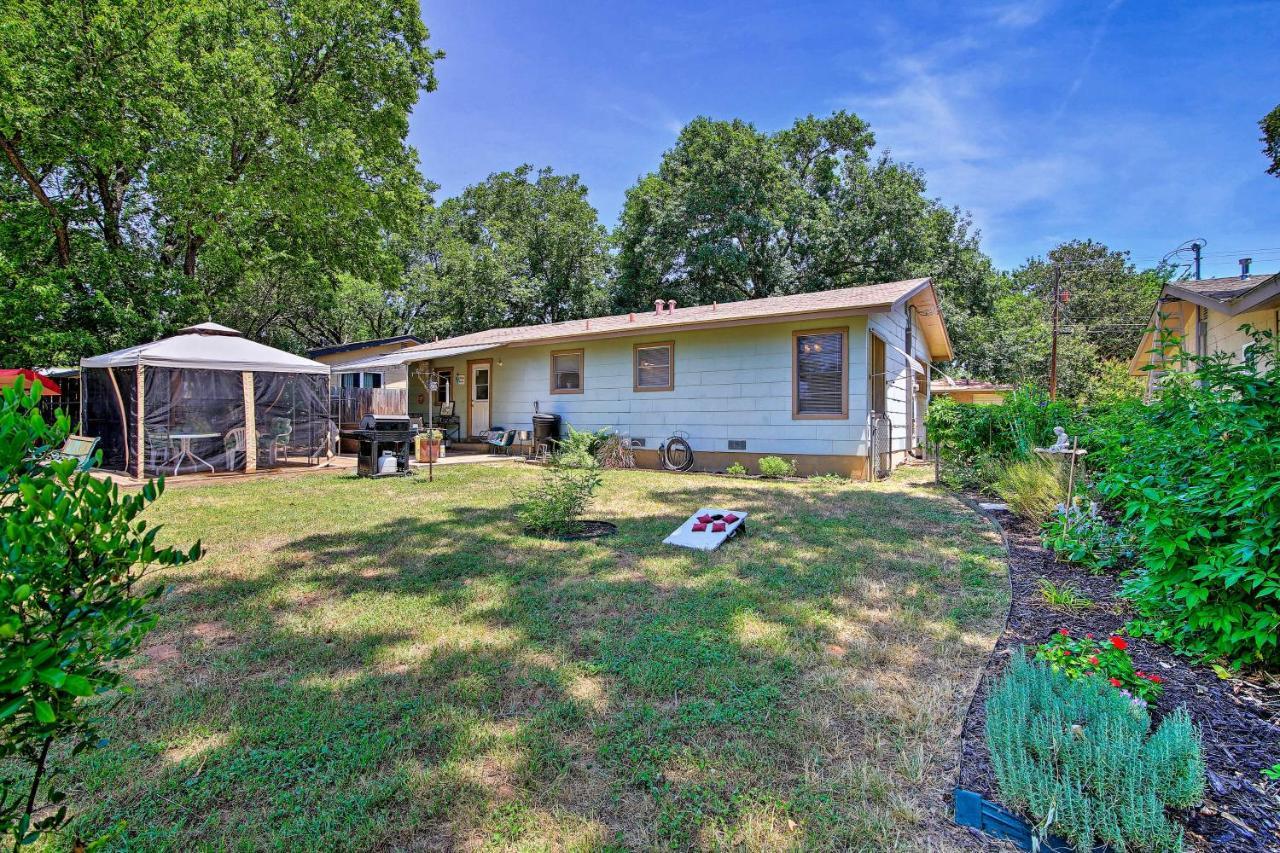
[0,382,200,848]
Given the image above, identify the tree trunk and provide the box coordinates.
[0,132,71,267]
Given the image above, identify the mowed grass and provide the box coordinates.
[47,463,1007,850]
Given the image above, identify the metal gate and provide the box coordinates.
[869,413,893,480]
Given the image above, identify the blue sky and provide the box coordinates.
[409,1,1280,278]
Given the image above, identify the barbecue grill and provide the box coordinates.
[340,413,418,477]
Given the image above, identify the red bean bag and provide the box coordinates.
[723,513,739,524]
[692,522,707,532]
[712,522,726,532]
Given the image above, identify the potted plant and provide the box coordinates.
[417,428,444,462]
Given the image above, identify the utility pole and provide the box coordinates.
[1192,241,1202,280]
[1049,265,1061,400]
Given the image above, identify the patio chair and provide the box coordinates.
[266,417,292,463]
[44,434,100,472]
[223,427,247,471]
[144,429,176,471]
[487,429,516,455]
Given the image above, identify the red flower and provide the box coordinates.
[1062,650,1071,656]
[1059,628,1070,636]
[1109,678,1122,687]
[1085,633,1094,639]
[1109,636,1127,650]
[1135,671,1145,677]
[1148,674,1163,684]
[1089,656,1099,665]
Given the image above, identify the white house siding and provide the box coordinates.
[423,313,911,459]
[867,306,931,453]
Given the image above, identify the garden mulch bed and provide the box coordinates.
[548,520,617,540]
[956,500,1280,852]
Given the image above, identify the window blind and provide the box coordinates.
[796,332,844,415]
[552,352,582,391]
[635,345,672,389]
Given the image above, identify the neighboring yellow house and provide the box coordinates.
[1129,270,1280,387]
[306,335,424,390]
[929,376,1012,405]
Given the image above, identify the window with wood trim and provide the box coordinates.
[633,342,674,391]
[793,329,847,418]
[550,349,584,393]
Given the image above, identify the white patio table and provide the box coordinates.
[169,432,220,474]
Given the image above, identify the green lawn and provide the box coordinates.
[52,463,1007,850]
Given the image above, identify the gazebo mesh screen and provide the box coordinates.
[253,372,331,468]
[80,367,332,474]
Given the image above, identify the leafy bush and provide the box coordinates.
[724,462,748,476]
[986,652,1204,852]
[757,456,796,478]
[1035,629,1165,703]
[553,425,611,469]
[927,386,1077,475]
[992,455,1062,523]
[516,464,603,535]
[0,383,201,846]
[1042,501,1136,574]
[1087,327,1280,666]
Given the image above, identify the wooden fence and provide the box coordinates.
[331,387,408,426]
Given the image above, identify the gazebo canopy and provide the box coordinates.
[81,324,328,374]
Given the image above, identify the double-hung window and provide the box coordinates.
[551,349,584,393]
[633,342,674,392]
[793,329,847,418]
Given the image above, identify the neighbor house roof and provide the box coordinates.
[306,335,425,359]
[82,325,329,374]
[362,278,952,367]
[930,377,1013,394]
[1128,272,1280,371]
[1161,273,1280,315]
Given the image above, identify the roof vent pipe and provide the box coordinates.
[654,299,665,316]
[1239,257,1252,279]
[668,299,678,313]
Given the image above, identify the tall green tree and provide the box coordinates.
[411,165,613,339]
[612,112,990,311]
[0,0,440,364]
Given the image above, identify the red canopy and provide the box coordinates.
[0,369,61,396]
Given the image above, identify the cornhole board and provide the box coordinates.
[663,508,748,551]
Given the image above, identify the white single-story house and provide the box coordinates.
[325,278,953,478]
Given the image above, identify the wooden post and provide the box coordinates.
[242,372,257,473]
[135,365,145,479]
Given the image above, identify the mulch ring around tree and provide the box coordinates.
[954,499,1280,852]
[544,520,617,541]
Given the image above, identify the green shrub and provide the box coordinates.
[1042,502,1136,574]
[1035,629,1164,702]
[554,425,612,468]
[992,455,1062,523]
[1085,326,1280,666]
[757,456,796,478]
[516,465,603,535]
[926,386,1077,480]
[724,462,748,476]
[0,383,201,846]
[986,653,1204,852]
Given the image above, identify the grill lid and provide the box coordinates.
[359,413,413,431]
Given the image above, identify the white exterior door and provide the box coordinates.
[469,363,490,435]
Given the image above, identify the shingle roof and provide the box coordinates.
[307,334,425,359]
[1168,273,1277,303]
[399,277,948,359]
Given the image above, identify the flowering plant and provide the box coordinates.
[1034,629,1165,702]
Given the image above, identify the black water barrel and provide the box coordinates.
[532,413,561,453]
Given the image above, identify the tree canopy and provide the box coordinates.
[1261,103,1280,177]
[612,112,990,313]
[0,0,440,362]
